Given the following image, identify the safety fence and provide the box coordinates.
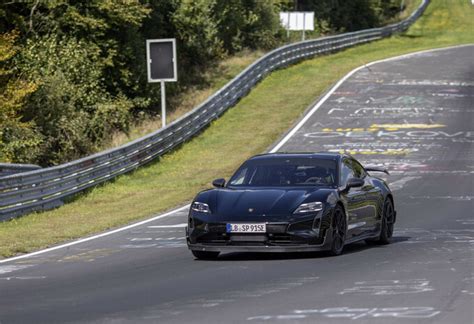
[0,0,429,221]
[0,163,41,178]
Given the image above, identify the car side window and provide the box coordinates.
[229,167,247,185]
[351,159,367,178]
[340,159,355,187]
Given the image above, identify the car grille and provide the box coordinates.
[195,230,308,246]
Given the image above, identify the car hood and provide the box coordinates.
[197,187,330,221]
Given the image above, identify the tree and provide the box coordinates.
[0,30,41,163]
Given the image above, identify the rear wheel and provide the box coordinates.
[328,205,346,256]
[366,198,394,245]
[378,198,395,244]
[191,250,219,260]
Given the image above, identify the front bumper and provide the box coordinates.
[188,230,333,253]
[186,209,335,253]
[186,222,333,253]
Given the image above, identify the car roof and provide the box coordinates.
[248,152,346,162]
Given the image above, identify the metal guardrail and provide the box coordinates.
[0,163,41,178]
[0,0,429,221]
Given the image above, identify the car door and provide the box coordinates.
[351,158,380,234]
[340,158,367,238]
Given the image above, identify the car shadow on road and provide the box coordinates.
[205,236,411,261]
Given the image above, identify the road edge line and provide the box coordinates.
[0,205,190,264]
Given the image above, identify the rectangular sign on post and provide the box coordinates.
[146,39,177,128]
[279,12,314,31]
[146,39,177,82]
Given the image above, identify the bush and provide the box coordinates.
[15,35,132,165]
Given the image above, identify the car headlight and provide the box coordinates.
[294,201,323,214]
[191,202,211,213]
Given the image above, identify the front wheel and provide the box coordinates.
[191,250,219,260]
[328,205,346,256]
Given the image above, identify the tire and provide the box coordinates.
[328,205,346,256]
[366,198,395,245]
[191,250,220,260]
[378,198,395,244]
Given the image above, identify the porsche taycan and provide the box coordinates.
[186,152,396,259]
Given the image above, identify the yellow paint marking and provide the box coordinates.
[369,123,446,130]
[322,123,446,132]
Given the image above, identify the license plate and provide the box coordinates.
[226,223,266,233]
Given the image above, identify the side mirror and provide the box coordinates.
[346,177,364,189]
[212,178,226,188]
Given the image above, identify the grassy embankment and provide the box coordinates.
[1,0,472,258]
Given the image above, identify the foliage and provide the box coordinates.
[213,0,283,53]
[15,34,133,165]
[296,0,406,33]
[0,30,41,163]
[173,0,224,66]
[0,0,411,166]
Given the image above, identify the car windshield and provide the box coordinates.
[228,157,337,187]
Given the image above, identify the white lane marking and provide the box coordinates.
[247,307,441,321]
[2,44,472,264]
[147,223,188,228]
[0,276,46,281]
[339,279,434,295]
[130,238,153,241]
[120,244,157,249]
[0,205,189,264]
[0,265,33,274]
[269,43,473,152]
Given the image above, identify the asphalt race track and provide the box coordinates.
[0,45,473,324]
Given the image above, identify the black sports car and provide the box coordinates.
[186,152,396,259]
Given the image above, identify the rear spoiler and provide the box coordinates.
[365,166,390,175]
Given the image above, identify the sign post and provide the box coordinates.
[160,81,166,127]
[146,38,177,128]
[302,13,306,41]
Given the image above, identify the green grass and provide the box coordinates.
[1,0,472,258]
[103,49,264,149]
